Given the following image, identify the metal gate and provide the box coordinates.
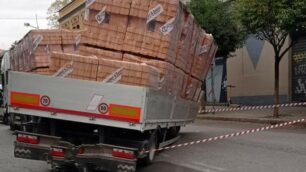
[292,35,306,102]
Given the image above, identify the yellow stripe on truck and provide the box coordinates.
[109,104,141,120]
[11,92,40,106]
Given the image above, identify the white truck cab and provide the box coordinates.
[0,52,11,125]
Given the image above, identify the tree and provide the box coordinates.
[236,0,306,117]
[189,0,246,58]
[47,0,71,28]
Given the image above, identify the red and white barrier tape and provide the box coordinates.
[204,102,306,113]
[144,118,305,154]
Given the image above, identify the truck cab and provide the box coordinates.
[0,52,21,129]
[0,52,10,125]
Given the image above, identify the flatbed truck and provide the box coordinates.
[7,71,199,172]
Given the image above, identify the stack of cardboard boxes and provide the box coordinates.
[9,0,217,103]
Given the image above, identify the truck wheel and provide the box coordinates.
[143,132,158,165]
[3,113,9,125]
[10,123,17,131]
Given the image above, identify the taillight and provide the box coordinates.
[112,148,135,159]
[16,134,39,144]
[78,147,84,155]
[49,147,65,157]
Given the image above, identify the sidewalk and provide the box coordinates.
[197,106,306,126]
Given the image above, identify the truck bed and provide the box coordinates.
[8,71,198,131]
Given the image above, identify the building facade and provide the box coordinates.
[58,0,85,29]
[227,34,306,105]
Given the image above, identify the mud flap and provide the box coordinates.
[14,141,50,161]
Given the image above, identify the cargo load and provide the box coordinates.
[9,0,217,103]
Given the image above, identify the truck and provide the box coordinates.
[7,70,199,172]
[1,52,11,126]
[1,52,23,129]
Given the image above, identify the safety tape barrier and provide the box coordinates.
[204,102,306,113]
[144,118,306,154]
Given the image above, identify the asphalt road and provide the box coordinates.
[1,120,306,172]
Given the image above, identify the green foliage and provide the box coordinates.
[47,0,71,28]
[189,0,246,58]
[236,0,306,58]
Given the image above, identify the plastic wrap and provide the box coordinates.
[123,0,184,64]
[122,53,175,93]
[97,58,160,89]
[200,34,216,80]
[82,0,132,51]
[175,9,194,72]
[149,0,180,23]
[79,46,123,61]
[191,31,214,80]
[9,29,81,72]
[50,52,99,81]
[181,75,202,101]
[170,68,185,96]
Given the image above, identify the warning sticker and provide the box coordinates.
[96,6,107,24]
[147,4,164,24]
[87,95,104,111]
[53,61,74,78]
[84,9,90,21]
[102,67,124,83]
[33,35,43,50]
[75,34,81,49]
[45,44,50,54]
[199,45,210,56]
[160,17,176,35]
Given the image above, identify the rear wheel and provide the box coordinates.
[167,126,180,139]
[142,131,158,165]
[2,113,9,125]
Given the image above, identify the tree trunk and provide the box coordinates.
[273,56,280,118]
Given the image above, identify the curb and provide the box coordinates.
[197,115,306,127]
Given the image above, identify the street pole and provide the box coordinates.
[211,61,216,114]
[35,14,39,29]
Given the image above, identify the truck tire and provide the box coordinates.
[142,131,158,165]
[9,123,17,131]
[3,113,9,125]
[167,126,181,139]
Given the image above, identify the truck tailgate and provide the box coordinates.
[8,71,146,131]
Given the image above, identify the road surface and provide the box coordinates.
[1,120,306,172]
